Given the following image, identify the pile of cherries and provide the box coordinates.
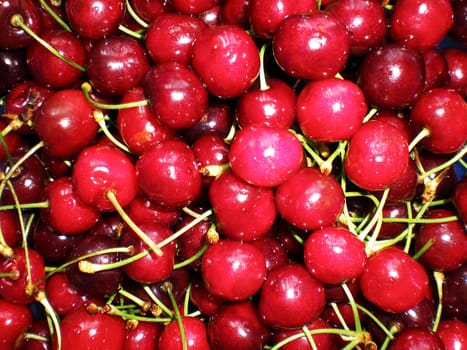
[0,0,466,349]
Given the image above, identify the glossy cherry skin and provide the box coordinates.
[390,0,454,52]
[358,44,425,109]
[304,226,367,284]
[442,262,467,321]
[251,234,289,272]
[454,177,467,224]
[145,13,207,65]
[423,49,449,91]
[0,298,33,348]
[273,13,350,80]
[26,29,86,89]
[207,301,271,350]
[65,0,125,40]
[209,171,276,241]
[0,210,21,248]
[258,263,325,328]
[415,209,467,272]
[229,125,303,187]
[437,320,467,350]
[143,62,208,130]
[129,0,172,22]
[344,119,409,191]
[297,77,367,142]
[124,321,162,350]
[126,195,181,227]
[40,177,101,235]
[359,247,430,313]
[192,133,229,186]
[52,308,126,350]
[0,49,28,96]
[192,24,260,98]
[159,317,211,350]
[72,144,138,211]
[34,89,98,159]
[409,88,467,154]
[189,275,224,317]
[389,327,445,350]
[443,48,467,98]
[170,0,221,14]
[86,36,150,96]
[275,167,345,231]
[0,120,21,162]
[136,139,202,209]
[220,0,250,28]
[250,0,317,38]
[325,0,386,56]
[201,239,266,301]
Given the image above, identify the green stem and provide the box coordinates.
[432,271,445,332]
[0,201,49,211]
[39,0,72,31]
[143,285,173,318]
[412,239,434,260]
[81,82,149,110]
[125,0,149,28]
[167,286,188,350]
[355,304,394,340]
[258,43,270,91]
[93,111,132,153]
[173,243,209,269]
[118,24,145,39]
[408,127,431,152]
[419,145,467,180]
[342,283,362,334]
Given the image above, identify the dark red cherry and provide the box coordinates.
[273,12,350,80]
[258,263,325,328]
[0,120,22,162]
[86,35,151,96]
[344,119,409,191]
[209,171,276,241]
[191,24,260,98]
[359,247,430,313]
[220,0,250,28]
[423,48,449,91]
[171,0,221,14]
[129,0,173,22]
[441,264,466,321]
[198,4,222,27]
[192,133,229,186]
[145,13,207,65]
[381,157,418,205]
[0,298,33,348]
[26,29,86,89]
[443,48,467,98]
[143,62,208,130]
[0,210,21,248]
[65,0,125,40]
[34,89,98,159]
[207,301,271,350]
[358,44,425,109]
[0,49,28,96]
[390,0,454,52]
[126,195,181,227]
[124,321,162,350]
[389,327,445,350]
[453,177,467,224]
[297,77,367,142]
[72,144,138,211]
[437,320,467,350]
[144,268,191,308]
[379,203,410,240]
[275,167,345,231]
[449,0,467,46]
[251,233,289,272]
[159,316,211,350]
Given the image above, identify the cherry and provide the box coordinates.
[359,247,430,313]
[423,48,449,91]
[358,44,425,109]
[390,0,454,52]
[192,132,229,186]
[136,139,202,209]
[275,167,345,231]
[143,62,208,130]
[34,89,98,159]
[208,170,276,241]
[126,195,181,227]
[442,48,467,98]
[191,24,260,98]
[19,318,51,350]
[26,29,86,89]
[65,0,125,40]
[272,12,350,80]
[220,0,250,29]
[228,125,303,187]
[128,0,173,22]
[159,316,211,350]
[201,239,266,301]
[249,0,317,39]
[379,203,410,240]
[297,77,367,142]
[344,119,409,191]
[142,267,191,308]
[251,233,289,272]
[380,157,418,205]
[0,297,33,348]
[145,13,207,65]
[124,321,162,350]
[72,144,138,211]
[0,120,22,161]
[170,0,221,14]
[198,5,222,27]
[0,49,28,96]
[453,177,467,224]
[0,210,21,248]
[304,226,367,285]
[86,35,151,97]
[388,327,444,350]
[437,320,467,350]
[189,274,225,317]
[207,301,271,350]
[258,263,325,329]
[442,264,466,321]
[449,0,467,46]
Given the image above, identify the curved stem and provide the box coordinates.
[408,127,431,152]
[258,43,270,91]
[93,110,132,153]
[118,24,145,39]
[39,0,71,31]
[125,0,149,28]
[432,271,444,332]
[81,82,149,110]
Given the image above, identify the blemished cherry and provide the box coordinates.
[275,167,345,231]
[208,170,276,241]
[453,177,467,224]
[297,77,367,142]
[191,24,260,98]
[388,327,445,350]
[145,13,207,65]
[228,125,303,187]
[124,321,162,350]
[442,264,467,321]
[201,239,267,301]
[0,298,33,348]
[390,0,454,52]
[272,12,350,80]
[344,119,409,191]
[0,49,28,96]
[136,139,202,209]
[143,61,208,130]
[159,316,211,350]
[358,44,425,109]
[304,226,367,285]
[34,89,98,159]
[207,301,271,350]
[442,48,467,98]
[86,35,151,97]
[359,247,430,313]
[437,320,467,350]
[65,0,125,40]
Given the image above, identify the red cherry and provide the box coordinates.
[388,327,445,350]
[189,275,225,317]
[192,24,260,98]
[423,48,449,91]
[275,167,345,230]
[128,0,173,22]
[379,203,410,240]
[124,321,162,350]
[192,133,229,186]
[272,12,350,80]
[443,48,467,98]
[0,298,33,348]
[126,195,181,227]
[453,177,467,224]
[159,316,211,350]
[437,320,467,350]
[251,234,289,272]
[170,0,221,14]
[220,0,250,29]
[0,52,29,104]
[344,119,409,191]
[442,264,466,322]
[359,247,430,313]
[449,0,467,46]
[0,210,21,248]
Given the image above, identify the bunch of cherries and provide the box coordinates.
[0,0,466,349]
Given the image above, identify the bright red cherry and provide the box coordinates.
[389,327,445,350]
[170,0,221,14]
[220,0,250,28]
[443,48,467,98]
[159,316,211,350]
[0,298,33,348]
[437,320,467,350]
[124,321,161,350]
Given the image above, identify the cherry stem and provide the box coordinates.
[320,141,347,176]
[342,283,362,334]
[166,286,188,350]
[125,0,149,28]
[420,145,467,180]
[258,43,270,91]
[0,141,44,186]
[408,127,431,152]
[270,328,357,350]
[358,188,389,247]
[93,110,132,153]
[0,127,14,168]
[118,24,145,40]
[118,289,159,315]
[355,303,394,340]
[0,201,50,211]
[143,285,174,318]
[35,291,62,350]
[302,325,318,350]
[77,246,138,274]
[39,0,72,31]
[223,122,237,144]
[0,271,19,278]
[362,107,378,123]
[81,82,149,110]
[101,303,171,323]
[173,242,209,269]
[432,271,445,332]
[293,132,325,168]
